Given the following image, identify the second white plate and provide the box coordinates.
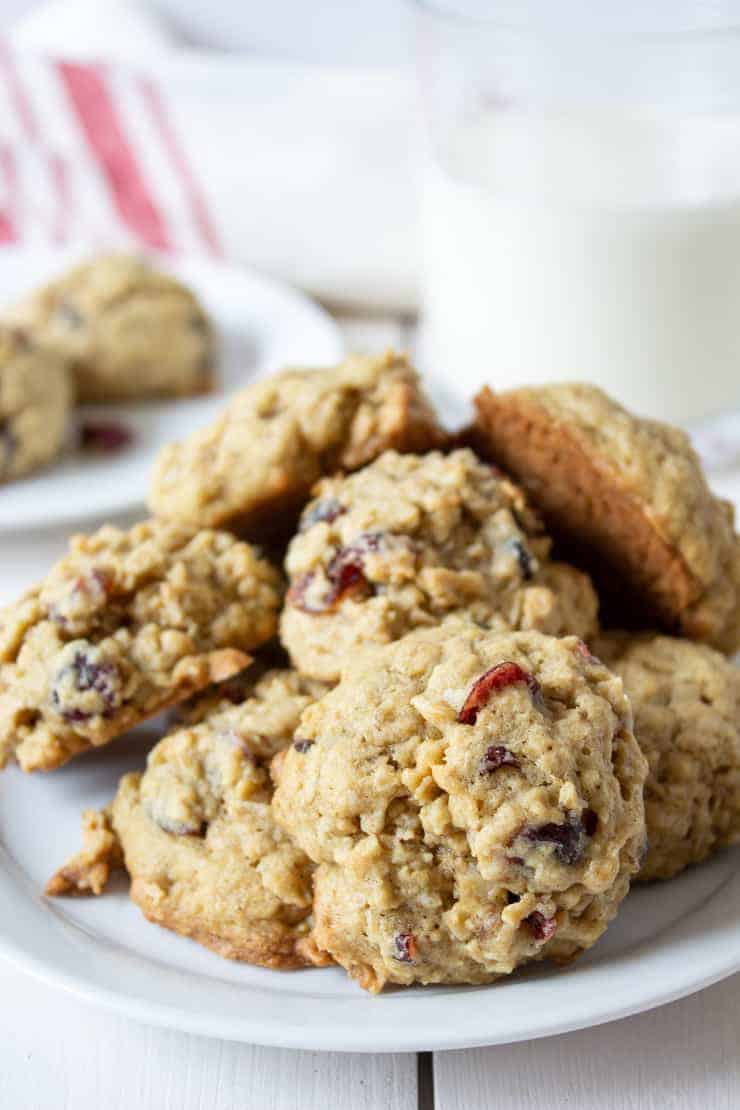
[0,246,344,532]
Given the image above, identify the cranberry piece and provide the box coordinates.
[293,738,314,753]
[326,552,367,600]
[52,650,120,722]
[80,420,134,453]
[522,814,588,866]
[574,639,599,663]
[582,808,598,837]
[458,662,541,725]
[326,533,387,600]
[510,538,535,581]
[299,498,346,532]
[479,745,519,774]
[526,911,558,942]
[10,326,30,348]
[289,532,386,613]
[394,933,418,963]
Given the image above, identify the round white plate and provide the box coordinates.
[0,246,344,532]
[0,734,738,1053]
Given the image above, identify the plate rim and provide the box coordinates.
[0,849,738,1053]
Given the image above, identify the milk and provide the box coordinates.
[420,110,740,423]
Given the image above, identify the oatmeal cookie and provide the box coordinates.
[0,521,281,772]
[280,449,599,682]
[273,622,647,991]
[148,351,445,537]
[0,324,71,481]
[48,668,323,969]
[596,632,740,881]
[474,383,740,652]
[7,253,214,402]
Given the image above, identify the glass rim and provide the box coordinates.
[408,0,740,38]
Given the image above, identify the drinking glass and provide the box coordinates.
[413,1,740,424]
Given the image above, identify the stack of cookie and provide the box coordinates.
[0,253,214,482]
[3,352,737,994]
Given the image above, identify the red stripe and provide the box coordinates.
[0,146,19,243]
[0,43,39,140]
[0,47,70,243]
[58,61,171,250]
[138,77,221,257]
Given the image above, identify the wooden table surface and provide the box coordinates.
[1,313,739,1110]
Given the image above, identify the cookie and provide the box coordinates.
[7,253,214,402]
[0,521,281,772]
[148,351,445,538]
[280,448,599,682]
[596,632,740,881]
[48,668,323,970]
[0,325,71,481]
[272,622,647,991]
[474,383,740,652]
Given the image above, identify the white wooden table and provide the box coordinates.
[1,313,739,1110]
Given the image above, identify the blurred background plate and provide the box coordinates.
[0,246,344,532]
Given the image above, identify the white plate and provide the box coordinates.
[0,733,738,1053]
[0,246,344,532]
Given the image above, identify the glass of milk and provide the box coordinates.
[414,1,740,423]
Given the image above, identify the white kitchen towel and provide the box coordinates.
[1,0,419,309]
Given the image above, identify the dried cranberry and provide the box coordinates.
[288,532,386,613]
[521,814,588,866]
[299,498,346,532]
[574,639,599,663]
[326,550,368,600]
[479,745,519,774]
[510,538,535,580]
[293,738,314,753]
[582,808,598,837]
[394,933,417,963]
[526,911,558,942]
[10,326,30,348]
[52,650,120,722]
[80,420,133,453]
[458,662,541,725]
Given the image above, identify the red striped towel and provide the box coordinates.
[0,44,220,257]
[0,39,418,309]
